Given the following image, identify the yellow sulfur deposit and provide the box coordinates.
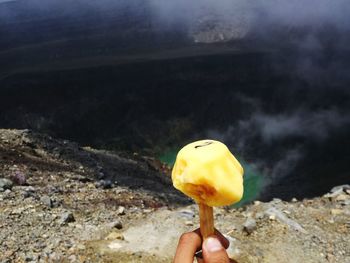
[172,140,244,207]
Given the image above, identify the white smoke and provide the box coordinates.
[206,100,350,187]
[240,109,350,143]
[149,0,350,42]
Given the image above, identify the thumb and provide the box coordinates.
[202,236,230,263]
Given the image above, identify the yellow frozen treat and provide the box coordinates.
[172,140,244,207]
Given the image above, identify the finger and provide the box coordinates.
[194,228,229,249]
[202,236,230,263]
[195,229,230,263]
[173,231,202,263]
[214,229,230,249]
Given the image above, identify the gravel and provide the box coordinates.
[0,178,13,190]
[243,218,257,234]
[0,129,349,263]
[60,212,75,225]
[40,195,52,208]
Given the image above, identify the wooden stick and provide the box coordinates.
[199,203,214,239]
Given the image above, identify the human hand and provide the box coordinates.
[173,228,237,263]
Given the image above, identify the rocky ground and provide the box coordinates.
[0,129,349,263]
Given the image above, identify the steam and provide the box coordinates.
[150,0,350,43]
[2,0,350,34]
[207,99,350,195]
[269,149,303,179]
[1,0,350,51]
[240,109,350,143]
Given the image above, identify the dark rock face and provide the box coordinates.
[0,0,349,201]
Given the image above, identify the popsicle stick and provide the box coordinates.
[198,203,214,239]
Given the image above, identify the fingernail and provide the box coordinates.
[204,237,223,252]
